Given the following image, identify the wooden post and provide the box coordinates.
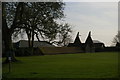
[8,56,11,73]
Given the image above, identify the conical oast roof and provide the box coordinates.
[74,32,81,44]
[85,31,93,44]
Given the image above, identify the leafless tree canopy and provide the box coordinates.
[113,31,120,45]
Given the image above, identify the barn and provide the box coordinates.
[68,31,105,53]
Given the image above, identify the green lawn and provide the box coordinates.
[2,52,118,78]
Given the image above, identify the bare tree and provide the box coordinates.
[113,31,120,45]
[51,23,72,46]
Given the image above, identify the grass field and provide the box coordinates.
[2,52,118,78]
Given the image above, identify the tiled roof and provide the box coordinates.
[93,40,103,43]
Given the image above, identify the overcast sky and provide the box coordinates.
[63,2,118,46]
[13,2,118,46]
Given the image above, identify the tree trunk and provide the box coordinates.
[26,29,31,48]
[31,29,34,48]
[30,28,34,55]
[3,32,17,63]
[26,29,34,55]
[2,6,17,63]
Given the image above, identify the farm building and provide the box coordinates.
[68,31,105,52]
[116,42,120,51]
[116,42,120,48]
[13,40,54,48]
